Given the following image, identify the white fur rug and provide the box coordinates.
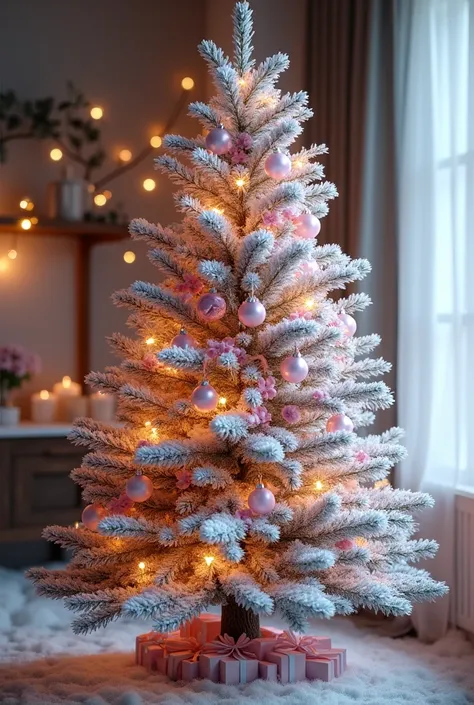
[0,566,473,705]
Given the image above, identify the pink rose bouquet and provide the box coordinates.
[0,344,41,406]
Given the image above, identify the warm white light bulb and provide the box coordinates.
[235,178,246,188]
[94,193,107,207]
[90,106,103,120]
[218,397,227,406]
[138,561,146,571]
[39,390,49,400]
[119,149,132,162]
[150,135,162,148]
[7,249,17,260]
[181,77,194,90]
[204,556,215,566]
[50,148,63,161]
[146,337,155,345]
[143,178,156,192]
[123,251,136,264]
[20,218,32,230]
[315,480,323,491]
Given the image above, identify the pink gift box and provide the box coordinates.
[312,636,332,650]
[156,654,169,675]
[329,647,347,671]
[183,614,221,644]
[246,637,279,660]
[259,660,278,681]
[219,656,259,685]
[182,658,200,681]
[142,644,166,672]
[267,649,306,684]
[199,653,222,682]
[168,650,194,680]
[260,626,283,638]
[306,656,335,681]
[316,651,340,677]
[135,631,159,665]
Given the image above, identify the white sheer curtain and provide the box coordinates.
[396,0,474,641]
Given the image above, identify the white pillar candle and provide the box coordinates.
[89,392,115,422]
[53,375,81,421]
[62,395,88,422]
[31,390,57,423]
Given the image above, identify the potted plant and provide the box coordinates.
[0,345,41,425]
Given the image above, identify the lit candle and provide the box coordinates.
[31,390,57,423]
[89,391,115,422]
[52,376,84,421]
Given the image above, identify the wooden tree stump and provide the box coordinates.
[220,595,260,640]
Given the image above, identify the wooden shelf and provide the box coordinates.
[1,215,130,384]
[0,216,128,242]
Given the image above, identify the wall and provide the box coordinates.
[0,0,207,410]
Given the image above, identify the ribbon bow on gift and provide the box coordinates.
[161,636,203,661]
[275,630,322,657]
[202,633,256,660]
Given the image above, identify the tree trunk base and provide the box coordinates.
[220,595,260,640]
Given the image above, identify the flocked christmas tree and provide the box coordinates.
[29,2,447,642]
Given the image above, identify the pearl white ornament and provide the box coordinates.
[338,312,357,337]
[264,151,292,180]
[205,126,232,155]
[191,380,219,411]
[238,297,266,327]
[248,483,276,515]
[326,413,354,433]
[294,213,321,239]
[82,503,107,531]
[172,328,197,348]
[125,472,154,502]
[280,352,309,383]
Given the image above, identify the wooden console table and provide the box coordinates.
[0,217,129,385]
[0,424,84,546]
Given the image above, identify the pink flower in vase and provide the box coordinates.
[176,469,192,490]
[257,375,277,400]
[281,405,301,424]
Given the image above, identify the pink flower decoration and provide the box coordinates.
[247,406,272,427]
[176,469,192,490]
[257,375,277,401]
[142,353,158,371]
[335,539,355,551]
[281,405,301,424]
[355,450,369,463]
[206,337,246,363]
[230,147,249,164]
[312,389,329,402]
[108,492,134,514]
[235,508,253,524]
[202,634,256,660]
[296,260,319,278]
[289,309,312,321]
[262,210,281,227]
[236,132,253,150]
[175,273,204,295]
[282,207,298,222]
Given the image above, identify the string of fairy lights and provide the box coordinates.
[0,76,195,270]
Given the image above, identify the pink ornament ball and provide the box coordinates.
[280,353,309,384]
[82,503,107,531]
[172,328,197,348]
[294,213,321,239]
[238,297,266,327]
[335,539,355,551]
[191,380,219,411]
[196,291,227,321]
[205,127,232,155]
[338,312,357,337]
[264,151,292,180]
[125,473,154,502]
[326,413,354,433]
[248,483,276,515]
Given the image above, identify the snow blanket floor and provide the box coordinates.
[0,567,473,705]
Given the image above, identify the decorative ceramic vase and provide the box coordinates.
[48,166,87,222]
[0,406,20,426]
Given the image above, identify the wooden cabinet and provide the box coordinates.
[0,436,83,543]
